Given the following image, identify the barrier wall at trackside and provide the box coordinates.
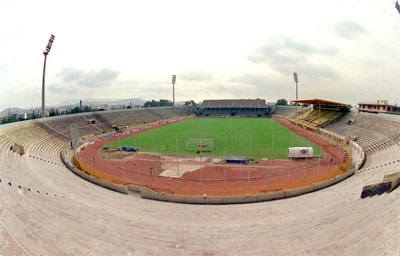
[318,127,366,170]
[61,151,128,194]
[318,128,346,145]
[349,140,366,170]
[318,128,366,170]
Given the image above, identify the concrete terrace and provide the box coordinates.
[0,109,399,255]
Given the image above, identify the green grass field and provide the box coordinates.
[107,118,323,159]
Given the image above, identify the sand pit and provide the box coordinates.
[160,163,203,178]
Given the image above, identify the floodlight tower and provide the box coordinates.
[41,34,55,118]
[293,72,298,100]
[172,74,176,106]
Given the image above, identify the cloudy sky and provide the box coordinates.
[1,0,400,110]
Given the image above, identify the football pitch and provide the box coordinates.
[107,118,323,159]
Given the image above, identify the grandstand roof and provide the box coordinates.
[291,98,349,106]
[202,99,266,108]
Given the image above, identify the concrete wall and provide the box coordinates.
[61,151,128,194]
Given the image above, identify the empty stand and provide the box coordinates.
[325,111,400,155]
[38,106,192,140]
[200,99,270,117]
[296,108,346,127]
[0,110,400,255]
[271,105,298,118]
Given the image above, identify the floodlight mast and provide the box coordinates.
[41,34,55,118]
[172,74,176,106]
[293,72,298,100]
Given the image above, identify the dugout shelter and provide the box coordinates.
[225,156,249,164]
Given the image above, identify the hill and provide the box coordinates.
[0,107,29,118]
[57,98,147,106]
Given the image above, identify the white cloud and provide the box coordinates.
[248,37,340,80]
[230,73,273,88]
[333,20,367,39]
[180,70,213,81]
[57,68,120,88]
[1,0,400,110]
[0,64,8,73]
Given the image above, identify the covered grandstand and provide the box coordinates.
[200,99,271,117]
[0,106,400,255]
[291,98,350,128]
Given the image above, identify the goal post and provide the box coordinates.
[185,138,214,152]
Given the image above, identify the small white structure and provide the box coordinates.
[288,147,313,158]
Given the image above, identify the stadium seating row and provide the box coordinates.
[0,108,400,255]
[271,105,298,118]
[325,111,400,154]
[200,99,270,117]
[39,106,192,139]
[296,109,344,127]
[202,99,266,108]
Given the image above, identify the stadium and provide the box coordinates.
[70,99,349,203]
[1,98,400,255]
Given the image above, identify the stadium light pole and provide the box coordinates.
[172,74,176,106]
[293,72,298,100]
[41,34,55,118]
[293,72,299,114]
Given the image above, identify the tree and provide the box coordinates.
[276,99,288,105]
[144,99,173,108]
[83,106,92,112]
[159,99,173,106]
[1,115,18,124]
[144,100,158,107]
[70,106,81,114]
[184,100,197,106]
[49,108,60,117]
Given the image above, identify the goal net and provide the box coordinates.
[185,138,214,152]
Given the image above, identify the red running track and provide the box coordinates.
[75,118,348,197]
